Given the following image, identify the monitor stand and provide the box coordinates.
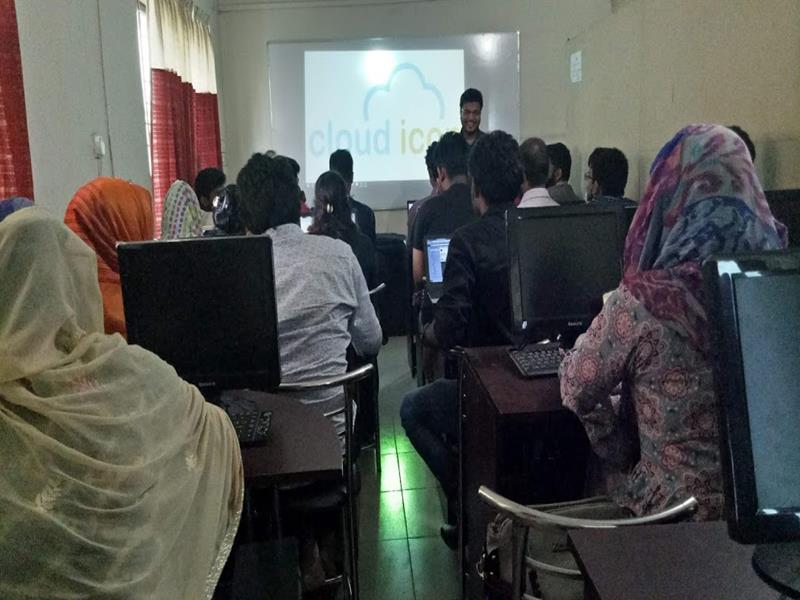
[752,542,800,599]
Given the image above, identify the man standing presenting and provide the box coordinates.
[459,88,485,147]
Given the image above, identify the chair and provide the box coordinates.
[276,363,374,600]
[476,486,699,600]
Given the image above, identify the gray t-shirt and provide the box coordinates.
[268,224,382,437]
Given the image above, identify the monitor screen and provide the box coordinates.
[507,206,625,335]
[705,250,800,544]
[425,237,450,284]
[118,236,281,393]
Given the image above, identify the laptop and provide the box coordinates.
[424,236,451,302]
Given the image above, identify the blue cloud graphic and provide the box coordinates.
[362,63,446,121]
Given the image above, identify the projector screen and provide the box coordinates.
[268,33,520,210]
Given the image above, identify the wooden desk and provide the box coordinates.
[568,522,782,600]
[459,347,590,600]
[228,390,342,488]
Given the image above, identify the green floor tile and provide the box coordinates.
[398,451,438,490]
[359,538,416,600]
[358,490,407,541]
[408,537,460,600]
[403,488,445,538]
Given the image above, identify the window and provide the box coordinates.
[136,0,152,171]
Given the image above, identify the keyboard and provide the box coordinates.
[508,343,563,378]
[228,410,273,446]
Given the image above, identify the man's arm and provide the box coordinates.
[429,233,474,351]
[348,253,382,358]
[410,205,427,286]
[412,248,426,286]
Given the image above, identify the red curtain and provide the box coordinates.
[150,68,221,230]
[0,0,33,199]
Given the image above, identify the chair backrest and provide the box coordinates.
[477,486,698,600]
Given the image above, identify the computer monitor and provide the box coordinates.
[424,236,450,284]
[507,205,627,341]
[765,189,800,248]
[118,236,281,394]
[704,249,800,597]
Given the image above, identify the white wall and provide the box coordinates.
[16,0,150,218]
[217,0,613,234]
[564,0,800,199]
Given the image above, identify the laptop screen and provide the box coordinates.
[425,237,450,284]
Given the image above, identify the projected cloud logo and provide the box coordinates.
[307,60,455,159]
[362,63,446,121]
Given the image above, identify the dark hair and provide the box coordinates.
[309,171,355,240]
[728,125,757,162]
[194,167,226,200]
[329,149,354,183]
[459,88,484,109]
[546,142,572,181]
[236,153,301,234]
[468,130,523,206]
[212,184,245,235]
[588,147,628,198]
[519,137,550,188]
[425,141,439,181]
[285,156,301,178]
[434,132,468,178]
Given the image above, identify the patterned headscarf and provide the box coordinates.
[65,177,154,337]
[0,197,33,223]
[623,124,786,352]
[161,180,204,239]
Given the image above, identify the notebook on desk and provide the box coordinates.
[424,236,450,303]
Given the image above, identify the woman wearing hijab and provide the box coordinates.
[161,179,205,239]
[0,208,242,599]
[64,177,154,337]
[560,124,787,520]
[162,169,227,239]
[0,197,33,222]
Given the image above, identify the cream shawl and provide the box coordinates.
[0,208,243,599]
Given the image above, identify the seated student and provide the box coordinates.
[203,184,245,237]
[329,149,376,243]
[64,177,154,337]
[560,124,787,521]
[546,142,583,205]
[237,153,382,436]
[410,131,476,285]
[585,147,636,208]
[407,141,441,231]
[310,170,377,288]
[728,124,757,162]
[285,155,313,216]
[401,131,522,547]
[0,208,243,599]
[518,137,558,208]
[161,167,226,239]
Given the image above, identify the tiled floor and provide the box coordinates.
[358,337,460,600]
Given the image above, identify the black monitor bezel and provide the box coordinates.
[704,249,800,544]
[118,235,282,393]
[506,204,628,336]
